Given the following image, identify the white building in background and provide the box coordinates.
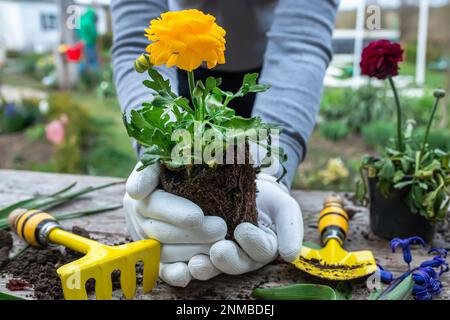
[0,0,109,53]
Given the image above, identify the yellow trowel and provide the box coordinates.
[293,196,377,280]
[8,208,160,300]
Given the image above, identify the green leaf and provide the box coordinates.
[378,274,414,300]
[441,153,449,170]
[141,107,169,131]
[436,197,450,220]
[174,97,194,114]
[205,77,218,92]
[422,159,441,172]
[207,105,235,122]
[394,179,413,189]
[400,157,411,172]
[378,158,395,180]
[335,282,352,300]
[221,116,262,130]
[393,170,405,183]
[378,180,393,198]
[0,291,25,300]
[251,284,337,300]
[140,145,171,167]
[217,73,270,106]
[423,184,442,205]
[145,68,174,97]
[193,80,205,98]
[368,288,384,300]
[126,107,172,151]
[239,73,271,95]
[386,147,402,157]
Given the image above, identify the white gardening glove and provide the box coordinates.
[209,173,304,274]
[123,162,226,287]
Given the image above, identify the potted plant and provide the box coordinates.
[356,40,449,242]
[123,10,285,237]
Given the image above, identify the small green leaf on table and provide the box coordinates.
[0,291,25,300]
[252,284,337,300]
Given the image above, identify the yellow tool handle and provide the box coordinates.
[8,208,96,253]
[317,196,349,246]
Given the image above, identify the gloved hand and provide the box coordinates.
[123,162,227,287]
[124,160,304,285]
[209,173,304,274]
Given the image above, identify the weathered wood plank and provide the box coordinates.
[0,169,448,300]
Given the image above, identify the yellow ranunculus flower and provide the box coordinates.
[144,9,226,72]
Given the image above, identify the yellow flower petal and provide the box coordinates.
[166,54,178,68]
[144,9,226,71]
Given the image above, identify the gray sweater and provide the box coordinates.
[111,0,338,187]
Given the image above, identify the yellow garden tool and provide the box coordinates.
[8,208,160,300]
[293,196,377,280]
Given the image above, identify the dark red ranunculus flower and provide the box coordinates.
[360,40,404,80]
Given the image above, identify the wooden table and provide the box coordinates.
[0,169,448,300]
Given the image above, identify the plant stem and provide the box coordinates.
[388,77,403,152]
[419,95,442,161]
[187,71,198,118]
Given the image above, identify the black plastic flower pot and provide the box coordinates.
[368,177,436,242]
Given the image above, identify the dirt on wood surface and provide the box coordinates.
[160,162,258,239]
[0,226,133,300]
[0,227,92,299]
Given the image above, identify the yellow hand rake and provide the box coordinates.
[8,208,160,300]
[292,196,377,281]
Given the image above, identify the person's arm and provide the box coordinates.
[111,0,177,154]
[252,0,339,187]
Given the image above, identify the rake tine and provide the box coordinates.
[120,262,137,299]
[95,272,113,300]
[59,272,89,300]
[62,286,89,300]
[142,259,159,293]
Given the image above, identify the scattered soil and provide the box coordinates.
[0,227,131,300]
[160,148,258,238]
[0,227,92,300]
[297,256,371,271]
[0,231,13,268]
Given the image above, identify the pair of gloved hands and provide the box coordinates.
[123,162,303,287]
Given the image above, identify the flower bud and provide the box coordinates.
[134,53,151,73]
[433,89,445,99]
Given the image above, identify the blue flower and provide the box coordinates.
[422,248,449,276]
[377,264,393,283]
[412,267,442,300]
[390,236,426,267]
[382,239,448,300]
